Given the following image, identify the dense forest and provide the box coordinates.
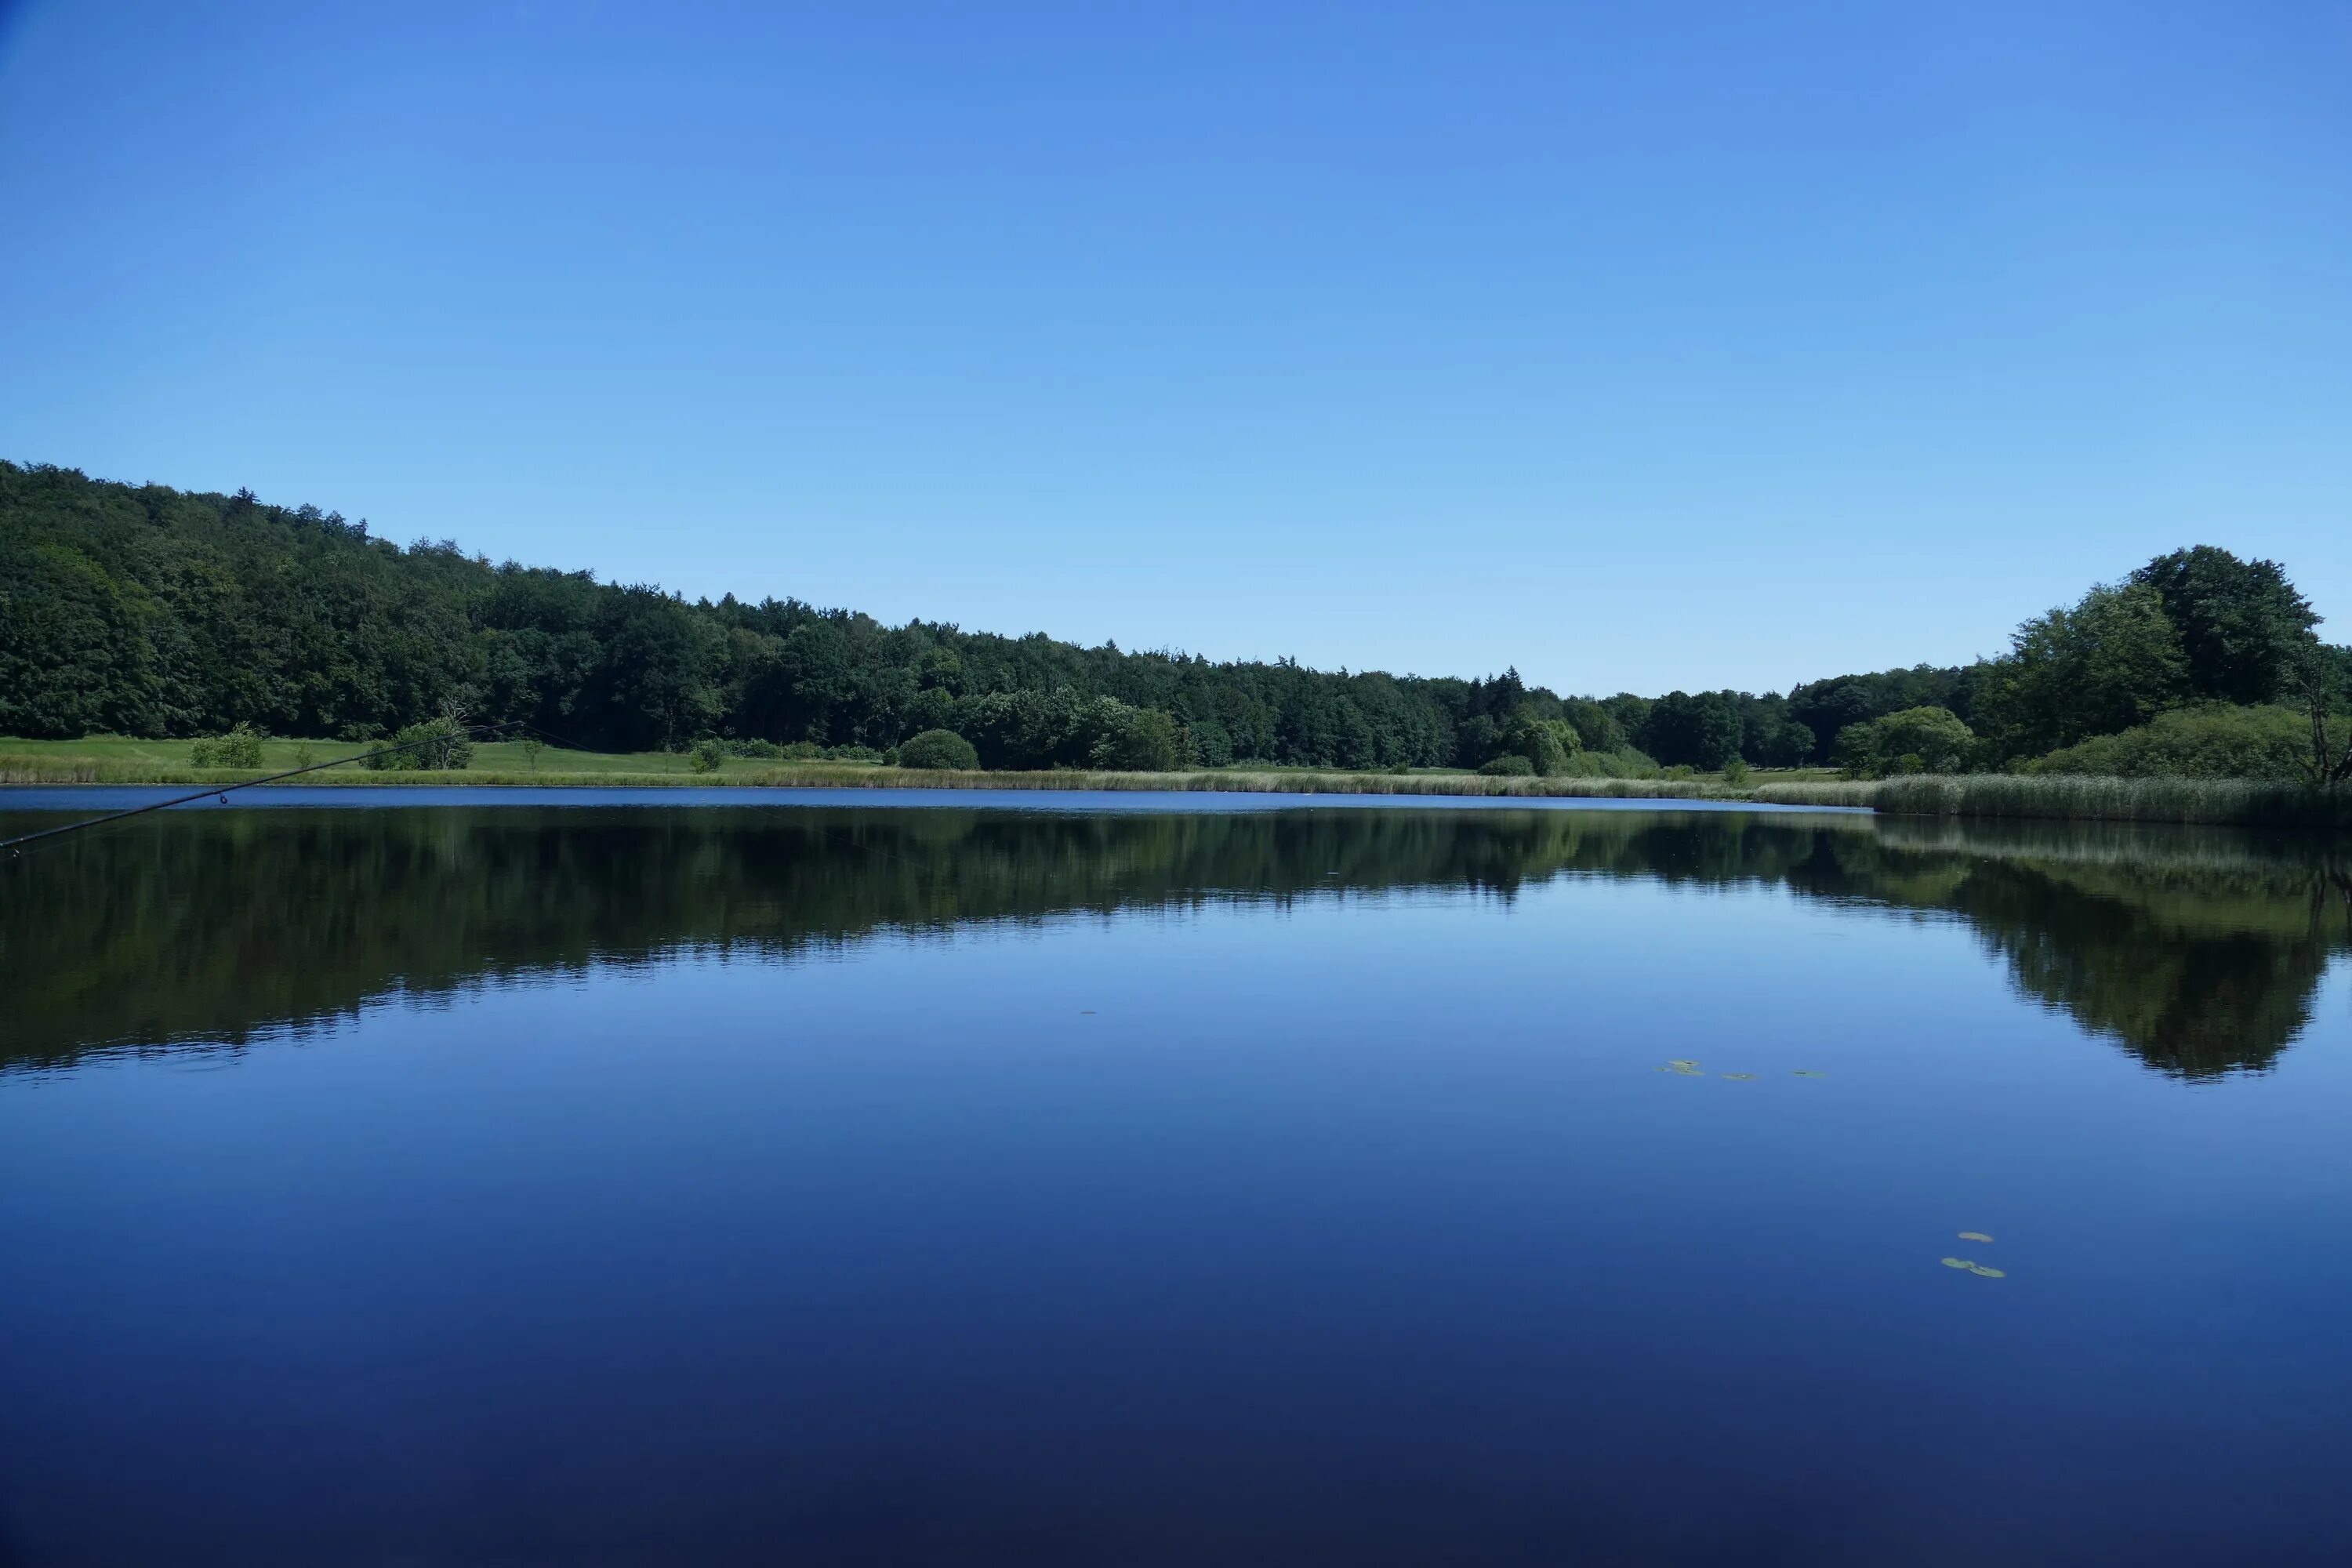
[2,459,2343,776]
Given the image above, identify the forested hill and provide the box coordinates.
[1,460,2335,774]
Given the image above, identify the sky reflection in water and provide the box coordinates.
[1,798,2347,1566]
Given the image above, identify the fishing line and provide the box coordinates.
[2,720,522,858]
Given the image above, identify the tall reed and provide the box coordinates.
[1864,773,2352,829]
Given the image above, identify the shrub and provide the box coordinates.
[1477,753,1535,776]
[723,737,785,760]
[1554,746,1660,780]
[363,717,473,771]
[189,723,264,769]
[1498,714,1577,775]
[689,737,727,773]
[2020,702,2335,781]
[1721,757,1751,786]
[898,729,980,769]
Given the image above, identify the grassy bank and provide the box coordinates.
[0,734,1853,802]
[10,736,2343,826]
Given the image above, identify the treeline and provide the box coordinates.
[2,460,2341,775]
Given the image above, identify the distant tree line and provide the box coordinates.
[2,461,2340,776]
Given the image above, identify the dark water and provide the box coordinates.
[2,791,2348,1566]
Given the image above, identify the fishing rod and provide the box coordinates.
[2,720,523,857]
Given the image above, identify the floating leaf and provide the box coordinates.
[1958,1231,1992,1243]
[1965,1264,2005,1279]
[1720,1073,1754,1080]
[1941,1257,1973,1269]
[1671,1065,1705,1076]
[1668,1059,1700,1069]
[1789,1069,1827,1078]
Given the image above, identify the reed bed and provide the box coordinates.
[1865,773,2352,829]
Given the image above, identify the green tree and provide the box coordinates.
[1497,713,1576,775]
[1973,582,2188,760]
[1642,691,1742,770]
[2131,546,2317,706]
[1832,706,1973,777]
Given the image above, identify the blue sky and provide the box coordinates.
[2,2,2344,695]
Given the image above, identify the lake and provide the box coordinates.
[2,790,2348,1566]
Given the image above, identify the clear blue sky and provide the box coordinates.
[2,2,2344,695]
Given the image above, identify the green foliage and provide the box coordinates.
[2021,703,2328,781]
[898,728,980,769]
[2129,546,2317,706]
[1552,746,1661,780]
[2,464,2331,787]
[1786,665,1973,764]
[363,717,474,771]
[1834,706,1975,779]
[520,735,546,771]
[188,723,265,768]
[1476,753,1535,775]
[688,737,727,773]
[1721,757,1751,786]
[1971,582,2187,759]
[1641,691,1743,770]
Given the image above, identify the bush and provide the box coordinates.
[1553,746,1659,780]
[898,729,980,769]
[689,737,727,773]
[1721,757,1751,786]
[189,723,264,769]
[723,738,785,760]
[1498,714,1577,775]
[362,717,473,771]
[2020,702,2335,781]
[1477,753,1535,776]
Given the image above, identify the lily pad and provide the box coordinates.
[1941,1257,1973,1269]
[1671,1065,1705,1076]
[1720,1073,1754,1080]
[1668,1059,1700,1069]
[1965,1264,2005,1279]
[1789,1070,1827,1078]
[1958,1231,1993,1243]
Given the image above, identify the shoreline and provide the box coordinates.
[3,760,2343,829]
[0,757,1816,802]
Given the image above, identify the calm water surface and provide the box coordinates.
[2,792,2349,1566]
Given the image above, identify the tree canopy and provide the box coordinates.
[2,460,2335,778]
